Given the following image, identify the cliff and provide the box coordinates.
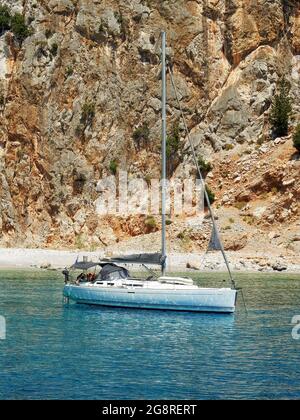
[0,0,299,263]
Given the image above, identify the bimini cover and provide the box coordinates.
[104,253,165,266]
[70,261,101,270]
[100,264,129,281]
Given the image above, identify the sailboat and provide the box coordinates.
[63,32,237,313]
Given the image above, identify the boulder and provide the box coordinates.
[40,263,51,269]
[272,262,288,272]
[223,234,248,251]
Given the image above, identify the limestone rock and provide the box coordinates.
[48,0,75,15]
[0,0,299,251]
[223,234,248,251]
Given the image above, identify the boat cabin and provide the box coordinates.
[63,254,194,288]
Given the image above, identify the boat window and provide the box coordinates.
[108,282,115,286]
[100,264,129,282]
[107,271,127,281]
[127,283,143,287]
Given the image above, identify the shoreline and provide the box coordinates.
[0,248,299,274]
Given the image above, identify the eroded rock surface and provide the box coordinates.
[0,0,299,253]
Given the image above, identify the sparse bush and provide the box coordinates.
[145,174,152,187]
[50,42,58,56]
[0,7,31,42]
[177,231,186,240]
[225,143,234,151]
[205,185,215,207]
[109,160,118,175]
[234,201,248,210]
[0,94,5,107]
[133,124,150,149]
[166,123,182,176]
[270,78,292,138]
[166,220,172,226]
[10,12,31,42]
[293,124,300,152]
[0,6,11,33]
[81,102,95,126]
[229,218,235,224]
[65,66,74,78]
[166,124,180,159]
[260,192,269,200]
[145,216,157,231]
[197,156,212,177]
[257,135,265,146]
[243,215,255,226]
[177,230,192,250]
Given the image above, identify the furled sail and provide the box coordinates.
[207,227,222,252]
[102,253,166,266]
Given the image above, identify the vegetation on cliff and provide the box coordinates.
[0,6,11,33]
[166,124,182,176]
[198,157,213,178]
[205,186,216,207]
[269,78,292,138]
[133,124,150,150]
[0,6,31,42]
[293,125,300,152]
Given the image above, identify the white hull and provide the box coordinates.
[63,284,237,313]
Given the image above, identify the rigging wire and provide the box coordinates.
[167,64,237,290]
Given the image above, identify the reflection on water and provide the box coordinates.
[0,270,300,400]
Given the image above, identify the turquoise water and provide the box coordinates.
[0,269,300,400]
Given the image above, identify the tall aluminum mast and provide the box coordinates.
[161,31,167,275]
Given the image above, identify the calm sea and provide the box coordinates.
[0,269,299,400]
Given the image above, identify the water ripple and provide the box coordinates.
[0,270,300,400]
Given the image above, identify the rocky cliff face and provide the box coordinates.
[0,0,299,255]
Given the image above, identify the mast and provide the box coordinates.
[161,31,167,275]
